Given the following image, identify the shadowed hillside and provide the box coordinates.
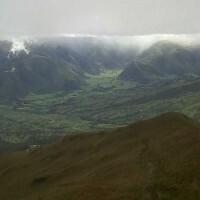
[0,37,137,102]
[119,41,200,83]
[0,112,199,200]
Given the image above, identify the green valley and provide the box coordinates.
[1,68,200,148]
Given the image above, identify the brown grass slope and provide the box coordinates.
[0,112,200,200]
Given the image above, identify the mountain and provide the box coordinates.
[0,112,200,200]
[0,40,85,102]
[0,37,137,102]
[119,41,200,83]
[0,50,85,101]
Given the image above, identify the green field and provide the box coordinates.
[1,69,200,144]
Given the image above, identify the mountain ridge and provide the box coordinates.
[119,40,200,83]
[0,37,138,102]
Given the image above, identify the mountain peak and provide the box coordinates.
[119,39,198,83]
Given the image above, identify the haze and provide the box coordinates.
[0,0,200,37]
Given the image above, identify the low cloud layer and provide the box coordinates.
[7,34,200,58]
[0,0,200,37]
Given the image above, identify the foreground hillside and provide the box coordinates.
[0,112,199,200]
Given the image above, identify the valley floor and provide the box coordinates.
[0,69,200,146]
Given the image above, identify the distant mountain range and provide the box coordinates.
[2,37,200,101]
[0,37,138,102]
[0,112,199,199]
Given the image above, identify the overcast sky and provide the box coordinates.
[0,0,200,37]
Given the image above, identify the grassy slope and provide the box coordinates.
[0,113,199,200]
[1,69,200,144]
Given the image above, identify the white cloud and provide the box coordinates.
[9,39,30,54]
